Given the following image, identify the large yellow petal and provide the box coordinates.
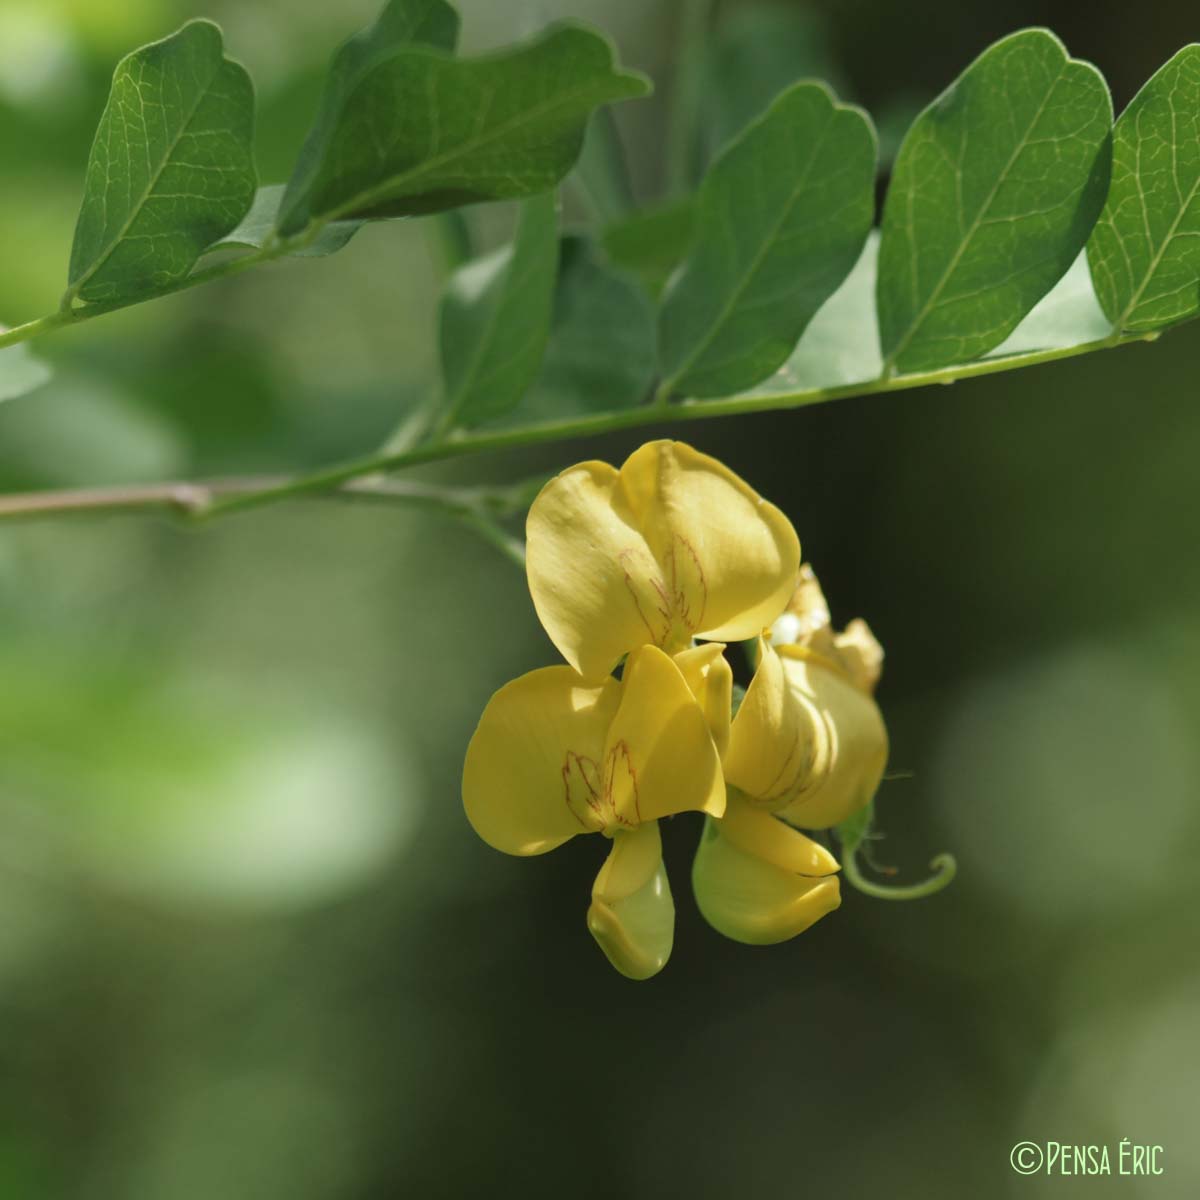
[525,460,664,680]
[462,666,621,855]
[603,645,726,826]
[526,441,800,678]
[588,821,673,980]
[672,642,733,757]
[775,646,889,830]
[723,638,825,809]
[618,442,801,643]
[692,816,841,945]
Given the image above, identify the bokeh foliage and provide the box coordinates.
[2,1,1199,1198]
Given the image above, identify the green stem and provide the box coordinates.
[200,326,1159,520]
[1,225,328,353]
[0,322,1173,524]
[0,310,75,350]
[841,844,957,901]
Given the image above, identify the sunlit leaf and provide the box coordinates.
[207,184,361,257]
[275,0,460,238]
[65,20,256,306]
[276,23,650,235]
[877,29,1112,374]
[659,82,875,398]
[601,198,695,298]
[440,193,559,429]
[715,238,1114,404]
[1087,45,1200,333]
[506,237,655,423]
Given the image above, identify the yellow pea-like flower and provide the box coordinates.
[693,566,889,945]
[463,440,802,978]
[725,566,888,831]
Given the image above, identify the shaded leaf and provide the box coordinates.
[277,23,650,234]
[507,237,655,423]
[1087,45,1200,333]
[877,28,1112,374]
[66,20,256,306]
[601,198,695,298]
[276,0,460,237]
[0,341,51,404]
[659,82,876,398]
[440,193,559,429]
[208,184,361,257]
[570,110,635,224]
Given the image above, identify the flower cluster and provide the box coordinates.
[462,441,889,979]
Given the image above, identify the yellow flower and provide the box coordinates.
[726,565,888,830]
[525,440,800,680]
[693,566,888,944]
[463,440,799,979]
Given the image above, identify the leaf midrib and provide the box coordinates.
[1115,105,1200,328]
[663,98,842,391]
[70,50,225,301]
[320,58,637,223]
[884,57,1070,369]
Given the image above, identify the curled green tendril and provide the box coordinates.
[841,845,957,901]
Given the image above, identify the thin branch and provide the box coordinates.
[200,325,1163,520]
[0,227,320,353]
[0,474,528,567]
[0,323,1175,530]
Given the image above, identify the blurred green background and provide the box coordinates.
[2,1,1199,1196]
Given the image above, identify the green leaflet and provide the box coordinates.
[658,82,876,399]
[65,20,256,307]
[877,28,1112,374]
[601,198,696,299]
[0,342,52,404]
[276,23,650,235]
[275,0,460,237]
[569,111,636,224]
[509,237,656,424]
[208,185,361,258]
[439,193,559,430]
[1088,45,1200,333]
